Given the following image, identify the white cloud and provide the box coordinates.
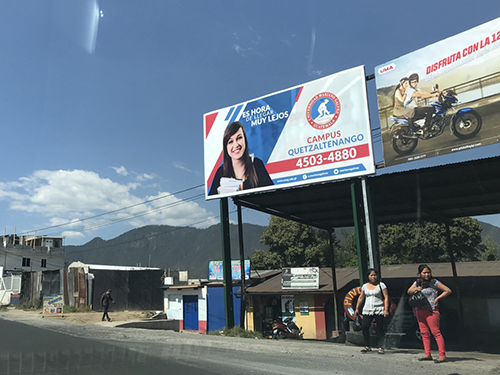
[61,230,85,239]
[112,166,128,176]
[0,169,216,238]
[172,162,193,173]
[136,173,154,181]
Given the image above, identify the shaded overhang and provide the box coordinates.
[234,156,500,230]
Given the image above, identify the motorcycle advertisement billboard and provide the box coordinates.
[204,65,375,200]
[375,17,500,167]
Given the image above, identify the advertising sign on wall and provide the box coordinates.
[204,66,375,199]
[281,267,319,290]
[375,17,500,167]
[208,260,250,281]
[281,295,295,317]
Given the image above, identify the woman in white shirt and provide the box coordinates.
[355,268,390,354]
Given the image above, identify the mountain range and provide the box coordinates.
[65,220,500,279]
[65,224,268,278]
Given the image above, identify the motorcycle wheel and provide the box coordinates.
[276,331,287,340]
[452,110,482,139]
[272,329,279,339]
[392,129,418,156]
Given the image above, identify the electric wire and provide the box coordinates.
[19,184,204,235]
[46,193,206,236]
[66,207,242,255]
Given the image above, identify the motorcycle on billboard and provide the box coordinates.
[390,85,482,155]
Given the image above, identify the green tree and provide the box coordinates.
[335,229,358,267]
[480,236,500,261]
[251,216,336,269]
[378,217,484,264]
[250,249,283,269]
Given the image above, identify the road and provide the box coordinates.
[0,319,219,375]
[1,313,499,375]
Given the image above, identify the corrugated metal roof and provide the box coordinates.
[246,261,500,294]
[234,156,500,230]
[163,285,201,290]
[67,261,161,271]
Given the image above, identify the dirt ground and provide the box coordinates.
[2,306,152,325]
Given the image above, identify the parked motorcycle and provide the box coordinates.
[389,85,482,155]
[272,317,301,339]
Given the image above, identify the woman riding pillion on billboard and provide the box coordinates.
[208,121,273,196]
[393,77,414,117]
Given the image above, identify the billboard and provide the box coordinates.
[281,267,319,290]
[375,17,500,167]
[208,260,250,281]
[43,294,64,315]
[204,66,375,199]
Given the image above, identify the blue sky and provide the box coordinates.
[0,1,499,245]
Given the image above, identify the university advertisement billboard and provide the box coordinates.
[204,66,375,199]
[375,17,500,167]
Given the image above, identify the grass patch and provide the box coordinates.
[16,298,41,310]
[208,326,263,339]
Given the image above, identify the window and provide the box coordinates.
[41,259,47,268]
[22,258,31,267]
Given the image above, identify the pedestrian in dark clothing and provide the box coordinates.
[100,289,114,322]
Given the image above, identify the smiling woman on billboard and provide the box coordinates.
[208,121,274,196]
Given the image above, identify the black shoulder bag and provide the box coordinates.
[408,280,427,308]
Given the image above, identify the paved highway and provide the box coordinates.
[1,314,499,375]
[0,319,219,375]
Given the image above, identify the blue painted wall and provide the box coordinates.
[207,286,241,332]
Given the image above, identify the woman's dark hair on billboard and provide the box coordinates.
[222,121,258,188]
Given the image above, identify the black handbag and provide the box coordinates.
[353,314,363,331]
[408,291,427,308]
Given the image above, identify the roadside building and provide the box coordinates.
[1,234,65,306]
[67,262,163,311]
[162,270,280,334]
[245,262,500,342]
[163,282,208,333]
[1,234,65,273]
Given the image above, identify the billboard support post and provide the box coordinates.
[237,204,246,329]
[351,179,368,285]
[220,198,234,328]
[361,177,381,277]
[445,221,465,330]
[328,230,339,333]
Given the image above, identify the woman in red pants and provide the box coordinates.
[407,264,452,363]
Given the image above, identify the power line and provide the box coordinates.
[66,207,242,255]
[46,193,206,236]
[20,184,204,235]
